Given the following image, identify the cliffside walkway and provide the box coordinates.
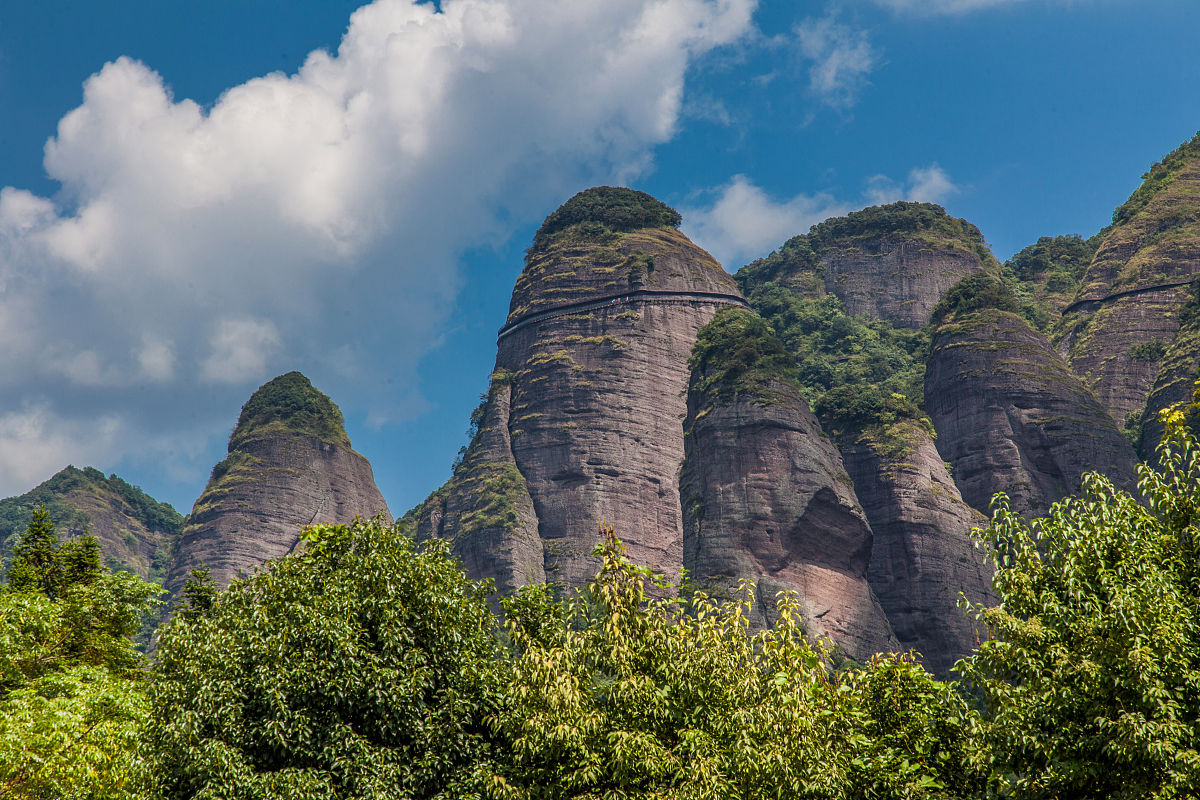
[1063,278,1197,315]
[497,289,750,341]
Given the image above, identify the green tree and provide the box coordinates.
[0,512,160,800]
[144,516,505,800]
[6,506,61,596]
[492,530,982,800]
[959,386,1200,798]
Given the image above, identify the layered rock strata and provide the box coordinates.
[1137,295,1200,460]
[413,189,746,591]
[842,428,991,673]
[165,372,391,598]
[927,309,1138,519]
[679,309,897,661]
[811,202,994,329]
[1058,134,1200,422]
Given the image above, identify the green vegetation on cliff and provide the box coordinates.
[929,273,1021,328]
[1001,233,1103,328]
[0,466,183,579]
[529,186,681,255]
[736,202,1005,450]
[688,308,801,402]
[807,201,997,266]
[737,278,928,442]
[229,371,351,450]
[1112,131,1200,226]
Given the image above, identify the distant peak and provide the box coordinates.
[529,186,681,254]
[230,371,351,450]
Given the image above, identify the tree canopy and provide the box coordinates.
[0,509,159,800]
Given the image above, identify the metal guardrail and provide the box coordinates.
[497,289,750,341]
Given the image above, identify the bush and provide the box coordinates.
[145,517,504,800]
[231,371,350,449]
[529,186,681,254]
[688,308,801,401]
[928,273,1020,328]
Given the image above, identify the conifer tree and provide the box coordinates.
[6,505,61,596]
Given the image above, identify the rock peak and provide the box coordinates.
[231,371,350,450]
[531,186,681,251]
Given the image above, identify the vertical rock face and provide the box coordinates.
[927,309,1138,519]
[842,428,991,674]
[165,372,391,598]
[680,309,897,662]
[1137,289,1200,460]
[405,371,544,593]
[735,202,999,669]
[414,188,747,590]
[1058,133,1200,423]
[804,202,995,329]
[0,466,182,581]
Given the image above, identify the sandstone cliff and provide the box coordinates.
[736,202,998,669]
[841,427,990,674]
[0,466,182,581]
[165,372,391,599]
[741,202,995,330]
[927,308,1138,519]
[411,187,747,592]
[1058,133,1200,424]
[680,308,897,662]
[1136,282,1200,460]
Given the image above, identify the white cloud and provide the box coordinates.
[682,175,850,267]
[137,338,175,383]
[685,165,959,267]
[794,14,877,109]
[871,0,1028,13]
[865,163,958,205]
[0,0,756,496]
[201,319,283,384]
[0,405,124,494]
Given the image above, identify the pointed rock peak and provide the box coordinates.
[229,371,351,451]
[529,186,682,254]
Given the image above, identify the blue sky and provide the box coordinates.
[0,0,1197,515]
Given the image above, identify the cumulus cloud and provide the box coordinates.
[682,175,848,267]
[864,163,959,205]
[685,164,959,267]
[0,0,756,497]
[0,405,125,495]
[794,14,877,109]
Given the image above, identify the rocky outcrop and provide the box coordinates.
[1058,133,1200,423]
[413,188,747,591]
[1137,291,1200,460]
[165,372,391,599]
[927,309,1138,519]
[842,426,991,673]
[0,466,182,581]
[679,309,897,661]
[404,371,544,593]
[740,202,995,329]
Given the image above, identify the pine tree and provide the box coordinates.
[59,534,102,588]
[6,505,61,596]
